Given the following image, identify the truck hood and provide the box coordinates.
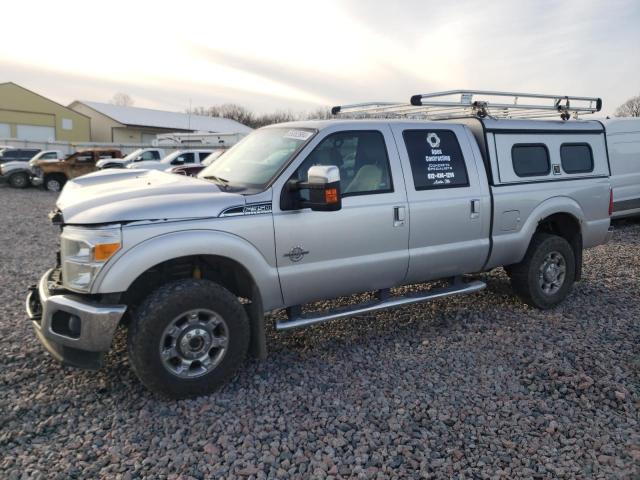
[127,160,166,170]
[56,169,245,225]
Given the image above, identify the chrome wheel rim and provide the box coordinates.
[47,179,61,192]
[538,251,566,295]
[159,309,229,378]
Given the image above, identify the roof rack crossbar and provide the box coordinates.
[332,89,602,121]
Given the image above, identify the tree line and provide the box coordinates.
[188,104,333,129]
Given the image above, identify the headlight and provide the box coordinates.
[60,226,121,292]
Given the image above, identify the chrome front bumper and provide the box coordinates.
[30,175,43,186]
[26,269,127,368]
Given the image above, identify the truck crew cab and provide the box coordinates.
[26,91,614,398]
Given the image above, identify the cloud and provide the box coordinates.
[0,0,638,115]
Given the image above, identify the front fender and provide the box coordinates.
[486,196,586,269]
[93,229,283,310]
[1,163,31,176]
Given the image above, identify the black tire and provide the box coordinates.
[44,174,66,192]
[8,172,29,188]
[508,233,576,309]
[127,279,250,398]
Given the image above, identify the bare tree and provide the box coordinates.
[615,94,640,117]
[190,104,334,128]
[111,92,135,107]
[302,107,333,120]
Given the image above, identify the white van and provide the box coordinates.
[604,118,640,218]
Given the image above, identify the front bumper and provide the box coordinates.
[30,175,43,186]
[26,269,127,369]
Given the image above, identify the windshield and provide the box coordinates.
[161,151,183,164]
[122,148,144,161]
[201,150,225,166]
[198,127,315,192]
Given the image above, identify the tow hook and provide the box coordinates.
[26,285,42,320]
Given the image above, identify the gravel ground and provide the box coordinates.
[0,185,638,479]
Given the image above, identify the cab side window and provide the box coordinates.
[295,131,393,196]
[75,153,94,163]
[141,151,159,160]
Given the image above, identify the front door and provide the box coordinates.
[273,127,410,307]
[70,152,97,178]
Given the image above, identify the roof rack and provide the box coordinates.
[331,90,602,121]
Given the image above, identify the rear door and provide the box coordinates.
[273,125,409,306]
[390,124,491,283]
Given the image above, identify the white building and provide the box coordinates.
[69,101,252,143]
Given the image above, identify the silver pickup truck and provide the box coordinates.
[26,92,614,398]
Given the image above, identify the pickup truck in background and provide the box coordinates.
[31,148,122,191]
[0,149,63,188]
[0,148,41,164]
[96,148,166,170]
[26,90,614,398]
[126,149,215,171]
[169,149,226,176]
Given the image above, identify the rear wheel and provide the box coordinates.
[507,233,576,309]
[8,172,29,188]
[127,279,250,398]
[44,174,66,192]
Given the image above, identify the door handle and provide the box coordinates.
[470,199,480,219]
[394,206,406,227]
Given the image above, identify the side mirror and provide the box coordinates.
[289,165,341,211]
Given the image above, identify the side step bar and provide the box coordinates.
[275,279,486,331]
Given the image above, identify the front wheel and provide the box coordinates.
[44,174,66,192]
[127,279,250,398]
[8,172,29,188]
[507,233,576,309]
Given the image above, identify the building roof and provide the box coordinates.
[0,82,90,119]
[73,101,252,134]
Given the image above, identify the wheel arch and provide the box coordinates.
[488,196,585,271]
[94,229,282,359]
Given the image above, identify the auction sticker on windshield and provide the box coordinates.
[284,130,313,141]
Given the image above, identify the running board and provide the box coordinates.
[275,279,486,331]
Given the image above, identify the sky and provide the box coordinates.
[1,0,639,116]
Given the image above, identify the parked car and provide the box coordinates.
[0,150,64,188]
[603,118,640,218]
[96,148,166,169]
[31,148,122,191]
[169,149,226,176]
[0,145,15,155]
[126,149,214,171]
[26,90,614,398]
[0,148,41,164]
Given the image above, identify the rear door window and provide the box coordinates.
[560,143,594,173]
[512,144,550,177]
[402,130,469,189]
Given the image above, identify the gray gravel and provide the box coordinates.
[1,185,638,479]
